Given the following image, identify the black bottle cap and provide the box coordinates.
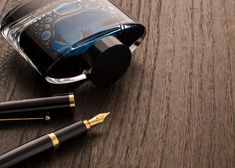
[84,36,131,87]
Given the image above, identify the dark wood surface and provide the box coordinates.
[0,0,234,167]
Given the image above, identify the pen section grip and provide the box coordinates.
[55,121,87,144]
[0,135,53,168]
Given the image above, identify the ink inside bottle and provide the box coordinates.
[1,0,145,84]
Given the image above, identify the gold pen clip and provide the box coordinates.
[0,115,51,122]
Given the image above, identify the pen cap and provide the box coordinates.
[0,94,75,122]
[84,36,131,87]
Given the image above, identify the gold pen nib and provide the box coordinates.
[88,112,110,127]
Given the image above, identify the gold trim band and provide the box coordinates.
[69,94,75,113]
[83,120,91,130]
[48,133,60,149]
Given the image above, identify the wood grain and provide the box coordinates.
[0,0,234,167]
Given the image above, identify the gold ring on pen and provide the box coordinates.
[69,94,75,113]
[48,133,60,149]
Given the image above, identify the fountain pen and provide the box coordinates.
[0,112,110,168]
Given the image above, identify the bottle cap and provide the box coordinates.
[84,36,131,87]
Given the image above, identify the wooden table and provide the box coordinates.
[0,0,234,167]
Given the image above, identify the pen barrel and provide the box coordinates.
[54,121,88,144]
[0,121,88,168]
[0,94,75,120]
[0,135,53,168]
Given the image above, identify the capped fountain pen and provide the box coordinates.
[0,112,110,168]
[0,93,76,122]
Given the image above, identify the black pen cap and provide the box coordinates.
[0,93,75,122]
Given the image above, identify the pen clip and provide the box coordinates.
[0,115,51,122]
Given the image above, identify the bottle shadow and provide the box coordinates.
[0,49,143,126]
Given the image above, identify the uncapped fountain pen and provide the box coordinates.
[0,112,110,168]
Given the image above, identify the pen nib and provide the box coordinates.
[88,112,110,127]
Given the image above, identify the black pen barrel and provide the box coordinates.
[0,121,88,168]
[0,135,53,168]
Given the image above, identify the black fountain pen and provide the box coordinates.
[0,112,110,168]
